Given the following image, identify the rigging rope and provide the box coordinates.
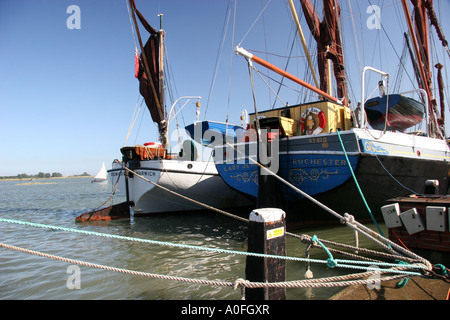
[336,130,384,236]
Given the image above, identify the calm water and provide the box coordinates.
[0,177,385,300]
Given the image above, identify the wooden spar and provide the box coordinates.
[400,0,444,139]
[287,0,320,90]
[236,46,342,105]
[128,0,167,147]
[400,0,431,101]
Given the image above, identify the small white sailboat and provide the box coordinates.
[92,162,108,183]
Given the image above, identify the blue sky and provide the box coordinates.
[1,0,449,176]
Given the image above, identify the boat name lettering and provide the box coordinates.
[136,170,156,177]
[223,163,257,172]
[292,158,346,167]
[308,137,329,148]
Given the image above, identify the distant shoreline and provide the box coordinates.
[0,175,93,182]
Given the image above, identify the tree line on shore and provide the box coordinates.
[0,172,91,180]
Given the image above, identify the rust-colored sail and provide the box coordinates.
[129,0,167,147]
[299,0,348,105]
[402,0,446,138]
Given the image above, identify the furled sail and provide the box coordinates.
[137,33,165,124]
[401,0,445,139]
[299,0,348,105]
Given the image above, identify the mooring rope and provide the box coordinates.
[223,143,433,271]
[0,242,235,288]
[0,218,427,275]
[0,242,414,292]
[1,151,443,295]
[336,130,384,236]
[123,164,397,266]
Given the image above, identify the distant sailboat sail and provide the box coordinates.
[93,162,108,183]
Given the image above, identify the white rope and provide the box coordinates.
[0,242,234,288]
[0,242,414,291]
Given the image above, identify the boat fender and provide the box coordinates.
[134,49,140,78]
[301,107,326,135]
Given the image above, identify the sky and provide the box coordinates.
[1,0,449,176]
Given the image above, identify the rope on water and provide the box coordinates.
[121,164,428,269]
[0,242,414,291]
[0,218,317,264]
[79,164,435,270]
[0,218,429,277]
[0,242,234,288]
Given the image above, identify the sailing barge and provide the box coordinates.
[106,0,252,216]
[213,0,450,224]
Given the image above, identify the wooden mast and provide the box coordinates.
[400,0,443,139]
[287,0,320,90]
[129,0,168,147]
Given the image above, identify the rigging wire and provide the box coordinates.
[237,0,272,47]
[260,0,273,108]
[436,0,450,115]
[226,0,238,123]
[203,0,233,120]
[125,0,139,53]
[347,0,362,82]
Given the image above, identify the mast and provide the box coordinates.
[129,0,168,148]
[287,0,320,90]
[299,0,348,106]
[401,0,444,139]
[424,0,450,58]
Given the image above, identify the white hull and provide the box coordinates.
[108,159,253,214]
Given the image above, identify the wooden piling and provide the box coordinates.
[245,208,286,300]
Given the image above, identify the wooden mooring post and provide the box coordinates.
[245,208,286,300]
